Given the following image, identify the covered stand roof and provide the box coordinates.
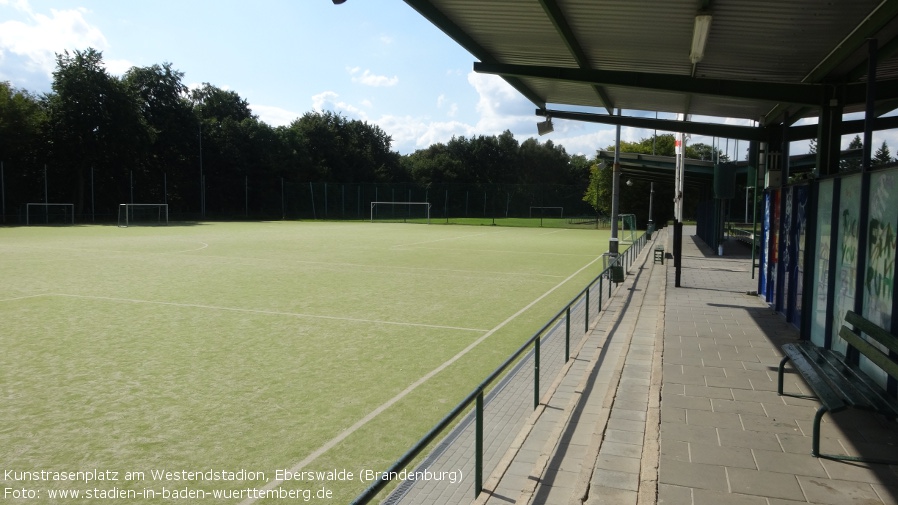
[403,0,898,140]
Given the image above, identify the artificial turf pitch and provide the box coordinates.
[0,221,621,503]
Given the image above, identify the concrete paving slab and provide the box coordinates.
[385,226,898,505]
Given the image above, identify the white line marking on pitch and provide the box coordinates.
[0,294,48,303]
[240,253,604,504]
[173,241,209,253]
[42,294,488,333]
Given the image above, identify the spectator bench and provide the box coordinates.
[777,310,898,464]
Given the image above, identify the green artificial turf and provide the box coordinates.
[0,221,629,503]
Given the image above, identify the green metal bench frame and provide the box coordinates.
[777,311,898,464]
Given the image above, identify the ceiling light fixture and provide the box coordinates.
[537,117,554,136]
[689,13,713,64]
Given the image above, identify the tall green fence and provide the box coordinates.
[0,164,596,224]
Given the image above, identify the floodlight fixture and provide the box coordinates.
[332,0,347,4]
[537,117,554,136]
[626,179,633,187]
[689,13,713,64]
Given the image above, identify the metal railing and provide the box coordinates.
[351,232,650,504]
[727,226,760,250]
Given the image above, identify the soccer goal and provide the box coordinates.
[618,213,637,244]
[26,203,75,225]
[370,202,431,224]
[118,204,169,227]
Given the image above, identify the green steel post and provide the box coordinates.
[585,289,590,332]
[609,267,613,297]
[598,277,603,311]
[534,337,540,409]
[475,390,483,497]
[565,307,570,362]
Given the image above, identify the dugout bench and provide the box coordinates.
[777,310,898,463]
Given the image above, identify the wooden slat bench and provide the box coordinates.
[777,310,898,463]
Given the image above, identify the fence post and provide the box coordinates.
[598,277,603,312]
[585,289,590,332]
[534,337,540,409]
[475,390,484,497]
[609,267,613,297]
[565,307,570,362]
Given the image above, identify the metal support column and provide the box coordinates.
[609,109,622,257]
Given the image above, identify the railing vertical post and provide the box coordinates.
[598,277,603,312]
[585,288,590,332]
[534,337,540,409]
[475,390,484,497]
[565,307,570,362]
[609,267,613,297]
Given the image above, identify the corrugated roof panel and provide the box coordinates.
[410,0,898,123]
[562,0,698,76]
[436,0,580,67]
[697,0,886,82]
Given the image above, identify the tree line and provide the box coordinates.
[4,48,748,226]
[0,48,597,222]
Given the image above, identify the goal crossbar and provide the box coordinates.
[370,201,431,224]
[118,203,169,227]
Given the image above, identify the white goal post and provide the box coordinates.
[618,213,637,244]
[26,203,74,225]
[529,206,564,218]
[118,204,169,227]
[370,201,431,224]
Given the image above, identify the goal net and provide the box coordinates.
[118,204,169,227]
[618,213,637,244]
[26,203,75,225]
[370,202,431,224]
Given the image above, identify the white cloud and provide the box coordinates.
[312,90,369,120]
[436,93,459,118]
[251,104,300,127]
[467,72,532,131]
[0,0,109,78]
[105,58,134,77]
[373,114,475,151]
[348,67,398,87]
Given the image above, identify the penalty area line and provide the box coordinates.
[240,253,604,504]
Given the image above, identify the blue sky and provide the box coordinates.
[0,0,703,157]
[1,0,887,159]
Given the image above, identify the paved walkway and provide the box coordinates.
[469,225,898,505]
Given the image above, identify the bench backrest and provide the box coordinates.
[839,311,898,381]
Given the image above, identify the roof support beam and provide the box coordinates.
[539,106,898,144]
[477,62,828,107]
[763,0,898,123]
[786,112,898,141]
[537,0,613,113]
[537,109,768,141]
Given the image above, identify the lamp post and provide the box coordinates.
[648,181,655,237]
[609,110,622,256]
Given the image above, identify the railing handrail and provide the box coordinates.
[350,231,650,504]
